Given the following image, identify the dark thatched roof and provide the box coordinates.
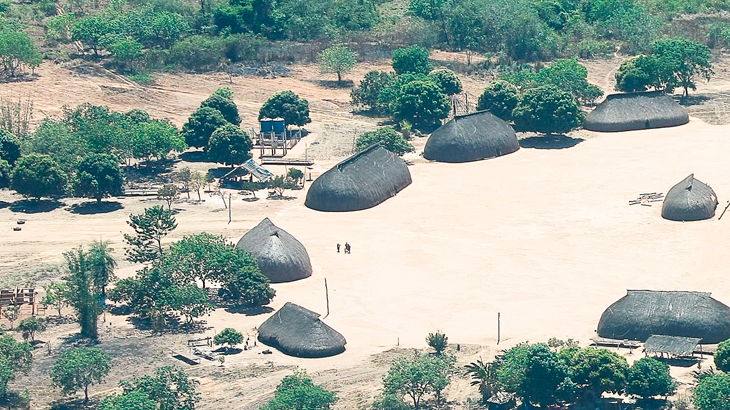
[584,91,689,132]
[661,174,718,222]
[235,218,312,283]
[597,290,730,343]
[423,111,520,163]
[645,335,701,357]
[304,144,412,212]
[258,302,346,358]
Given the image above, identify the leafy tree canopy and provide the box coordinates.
[694,372,730,410]
[392,46,433,75]
[50,347,111,403]
[259,90,311,127]
[626,357,675,399]
[0,130,19,165]
[73,153,125,203]
[123,205,178,263]
[512,85,584,135]
[182,106,228,150]
[391,80,451,131]
[477,81,520,121]
[201,88,241,125]
[318,45,357,83]
[207,124,252,166]
[355,127,414,156]
[351,70,393,112]
[428,69,462,95]
[214,328,244,348]
[262,369,337,410]
[11,153,68,200]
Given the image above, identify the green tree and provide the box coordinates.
[123,206,178,263]
[17,316,46,342]
[11,153,68,200]
[71,15,115,56]
[109,38,144,72]
[715,340,730,372]
[100,389,157,410]
[262,369,337,410]
[116,366,199,410]
[51,347,111,403]
[536,59,603,104]
[626,357,675,399]
[694,372,730,410]
[477,81,520,121]
[287,168,304,184]
[391,80,450,131]
[565,347,628,401]
[428,69,462,95]
[73,153,124,203]
[259,91,311,127]
[0,159,9,189]
[355,127,414,156]
[465,358,499,403]
[201,88,241,125]
[27,119,85,174]
[426,331,448,354]
[653,37,713,97]
[377,73,433,115]
[0,334,33,396]
[207,124,252,166]
[130,120,186,161]
[65,247,103,339]
[409,0,453,44]
[1,306,18,330]
[0,130,20,165]
[383,352,448,409]
[182,106,228,150]
[351,71,393,112]
[318,45,357,83]
[614,54,676,93]
[0,30,42,76]
[520,343,575,407]
[513,85,584,135]
[165,233,233,289]
[88,239,117,301]
[392,46,433,75]
[220,248,275,306]
[41,281,70,318]
[157,184,179,210]
[267,175,296,197]
[214,328,243,349]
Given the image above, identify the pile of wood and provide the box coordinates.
[629,192,664,207]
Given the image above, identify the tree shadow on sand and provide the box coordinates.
[50,396,101,410]
[305,79,354,89]
[223,305,274,316]
[519,135,584,150]
[127,315,210,335]
[69,201,124,215]
[10,199,65,213]
[677,94,710,107]
[179,150,210,163]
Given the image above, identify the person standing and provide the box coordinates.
[337,243,341,253]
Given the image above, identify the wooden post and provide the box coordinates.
[324,278,330,318]
[497,312,501,345]
[719,201,730,220]
[228,194,232,224]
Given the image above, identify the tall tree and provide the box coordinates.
[207,124,253,166]
[73,153,125,203]
[117,366,200,410]
[0,130,20,165]
[165,233,231,289]
[88,239,117,301]
[653,37,713,97]
[51,347,111,403]
[11,153,68,200]
[181,107,228,150]
[123,206,177,263]
[512,85,584,136]
[259,91,311,127]
[201,88,240,125]
[318,45,357,83]
[391,46,433,75]
[65,247,103,339]
[392,80,450,131]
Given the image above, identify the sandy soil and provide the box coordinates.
[0,55,729,408]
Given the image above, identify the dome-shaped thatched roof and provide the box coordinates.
[584,91,689,132]
[305,144,412,212]
[235,218,312,283]
[597,290,730,343]
[661,174,718,222]
[423,111,520,163]
[258,302,346,357]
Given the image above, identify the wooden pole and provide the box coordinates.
[228,194,232,224]
[719,201,730,220]
[324,278,330,319]
[497,312,501,345]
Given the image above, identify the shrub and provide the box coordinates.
[426,331,448,354]
[626,357,675,399]
[214,328,243,349]
[391,80,450,131]
[428,69,462,95]
[512,85,584,135]
[11,154,67,200]
[355,127,414,156]
[716,340,730,372]
[477,81,520,121]
[392,46,433,75]
[351,71,393,112]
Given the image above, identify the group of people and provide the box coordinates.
[336,242,351,254]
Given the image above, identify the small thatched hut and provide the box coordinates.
[235,218,312,283]
[305,145,412,212]
[597,290,730,343]
[661,174,718,222]
[584,91,689,132]
[258,302,347,357]
[423,111,520,163]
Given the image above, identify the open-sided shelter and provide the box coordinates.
[305,144,412,212]
[661,174,718,221]
[597,290,730,343]
[423,111,520,163]
[235,218,312,283]
[257,302,346,358]
[584,91,689,132]
[644,335,701,358]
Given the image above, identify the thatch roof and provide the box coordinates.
[257,302,346,358]
[645,335,701,357]
[584,91,689,132]
[661,174,718,222]
[597,290,730,343]
[235,218,312,283]
[423,111,520,163]
[304,144,412,212]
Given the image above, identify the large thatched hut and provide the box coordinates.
[584,91,689,132]
[258,302,346,357]
[423,111,520,163]
[305,145,412,212]
[235,218,312,283]
[597,290,730,343]
[661,174,718,222]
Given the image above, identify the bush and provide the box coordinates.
[694,372,730,410]
[391,80,450,131]
[11,154,67,200]
[426,331,448,354]
[168,35,226,71]
[351,71,394,112]
[626,357,675,399]
[392,46,433,75]
[355,127,414,156]
[262,370,337,410]
[17,317,46,342]
[565,347,628,399]
[214,328,243,349]
[428,69,462,95]
[512,85,584,135]
[477,81,520,121]
[716,340,730,372]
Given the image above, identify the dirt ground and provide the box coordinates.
[1,53,730,409]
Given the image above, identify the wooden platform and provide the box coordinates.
[260,158,314,166]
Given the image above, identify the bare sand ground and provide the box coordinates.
[0,56,729,407]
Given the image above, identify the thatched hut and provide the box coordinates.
[661,174,718,222]
[423,111,520,163]
[235,218,312,283]
[597,290,730,343]
[258,302,346,358]
[305,145,412,212]
[584,91,689,132]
